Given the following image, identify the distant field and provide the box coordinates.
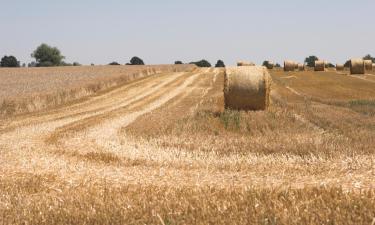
[0,67,374,224]
[0,65,195,116]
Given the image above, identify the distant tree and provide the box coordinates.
[31,43,65,67]
[0,55,20,67]
[326,63,335,68]
[91,63,95,66]
[60,61,73,66]
[344,60,350,67]
[28,62,37,67]
[129,56,145,65]
[175,61,183,64]
[275,63,281,68]
[304,56,319,67]
[73,62,81,66]
[262,60,274,68]
[109,62,120,65]
[363,54,375,63]
[22,63,26,67]
[189,59,211,67]
[215,60,225,68]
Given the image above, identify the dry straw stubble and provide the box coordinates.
[224,66,271,111]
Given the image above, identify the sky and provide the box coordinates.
[0,0,374,66]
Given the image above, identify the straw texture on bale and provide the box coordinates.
[364,60,373,71]
[350,59,365,75]
[237,61,255,67]
[314,60,325,71]
[284,61,296,72]
[298,64,305,71]
[336,64,344,71]
[224,66,271,111]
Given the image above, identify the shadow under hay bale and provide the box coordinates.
[224,66,271,111]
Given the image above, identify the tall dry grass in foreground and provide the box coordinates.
[1,173,374,225]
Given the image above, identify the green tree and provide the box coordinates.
[304,56,319,67]
[189,59,211,67]
[363,54,375,63]
[174,61,183,64]
[0,55,20,67]
[129,56,145,65]
[109,62,120,65]
[215,60,225,68]
[275,63,281,68]
[73,62,81,66]
[31,44,65,67]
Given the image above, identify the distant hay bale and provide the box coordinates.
[237,61,255,67]
[350,59,365,75]
[224,66,271,111]
[314,60,325,71]
[266,61,274,69]
[284,60,296,72]
[298,64,305,71]
[364,60,373,71]
[336,64,344,71]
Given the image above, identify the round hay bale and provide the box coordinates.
[266,61,274,69]
[336,64,344,71]
[364,60,373,71]
[237,61,255,67]
[298,64,305,71]
[314,60,325,71]
[350,59,365,74]
[224,66,271,111]
[284,60,296,72]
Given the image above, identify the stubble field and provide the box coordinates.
[0,66,374,224]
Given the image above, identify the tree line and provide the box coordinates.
[1,43,226,68]
[4,44,372,68]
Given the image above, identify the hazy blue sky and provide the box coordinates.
[0,0,374,66]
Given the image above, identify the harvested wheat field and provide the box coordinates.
[0,66,375,225]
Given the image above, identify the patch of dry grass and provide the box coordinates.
[1,174,374,225]
[0,65,196,117]
[0,68,374,224]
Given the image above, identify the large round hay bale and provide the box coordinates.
[314,60,325,71]
[284,60,296,72]
[237,61,255,67]
[224,66,271,111]
[364,60,373,71]
[298,64,305,71]
[350,59,365,74]
[336,64,344,71]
